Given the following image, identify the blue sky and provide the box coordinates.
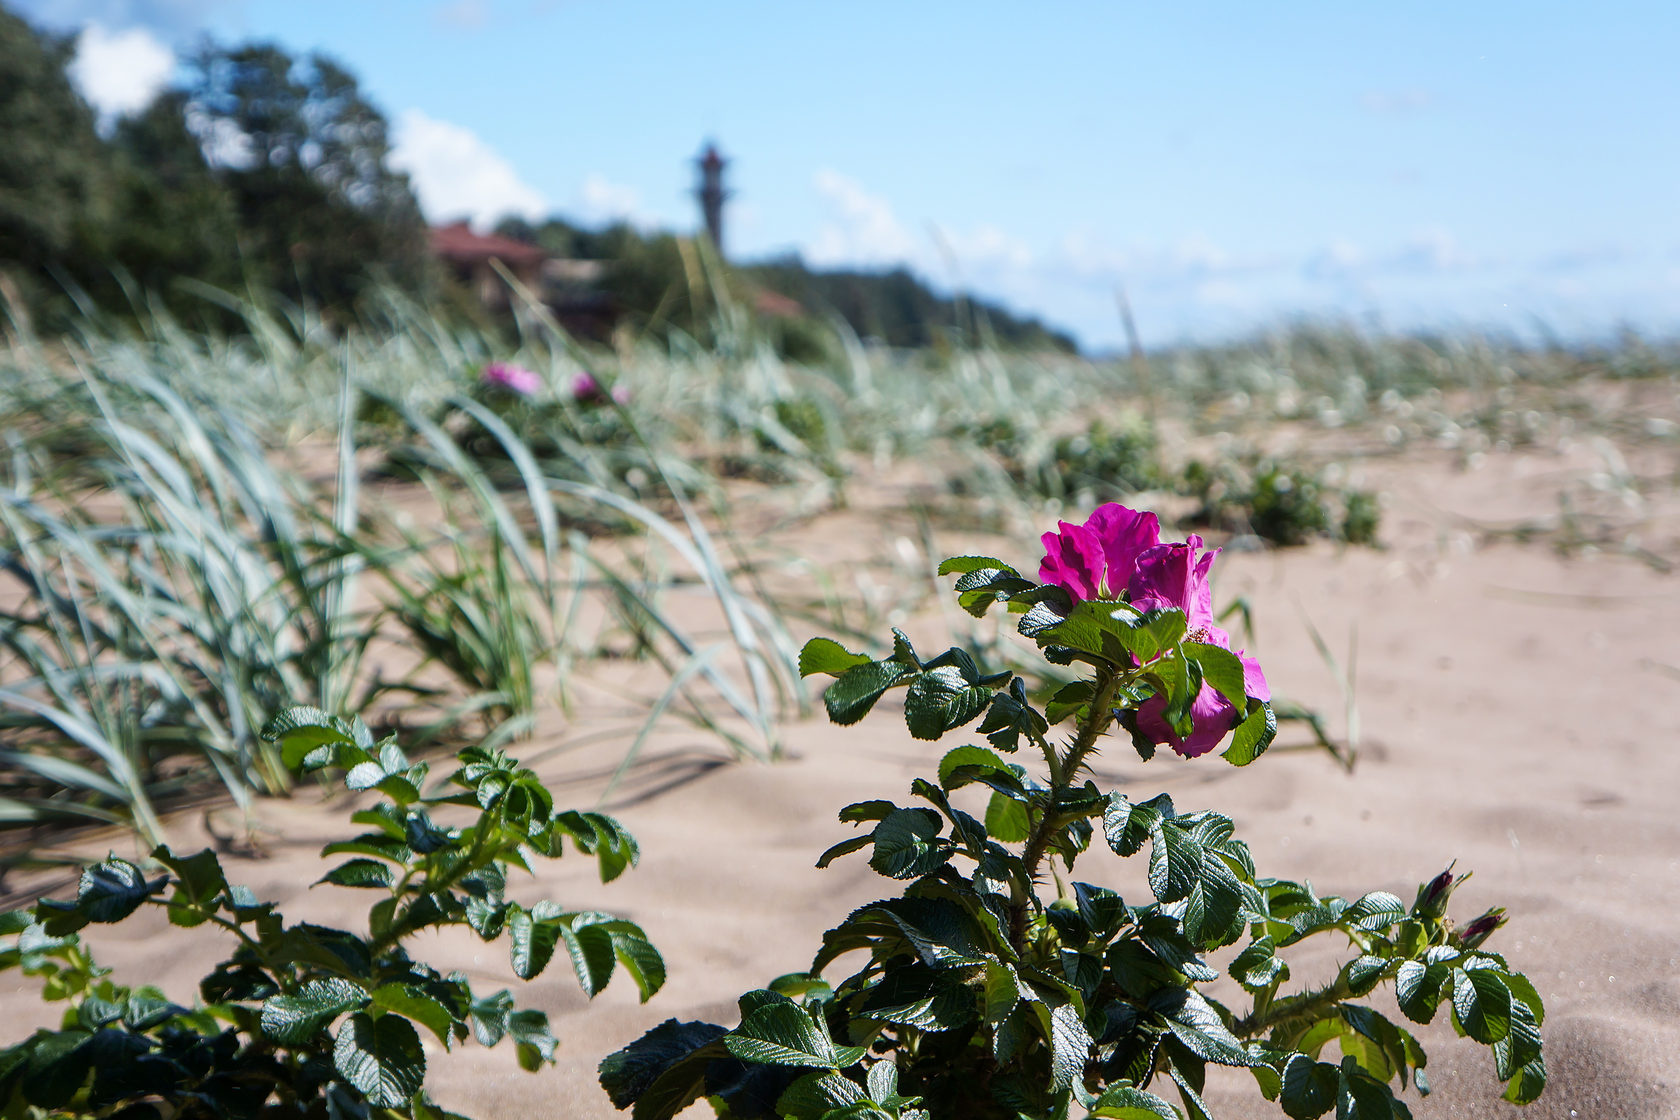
[20,0,1680,350]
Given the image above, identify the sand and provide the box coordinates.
[4,437,1678,1119]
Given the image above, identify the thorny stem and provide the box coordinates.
[1231,970,1364,1040]
[1010,665,1122,951]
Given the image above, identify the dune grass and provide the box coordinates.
[0,289,1672,846]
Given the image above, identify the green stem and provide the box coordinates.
[366,814,493,957]
[1232,973,1358,1040]
[1010,665,1122,950]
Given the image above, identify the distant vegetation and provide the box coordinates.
[0,3,1075,353]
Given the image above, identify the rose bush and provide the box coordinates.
[603,506,1544,1120]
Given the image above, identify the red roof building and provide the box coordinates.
[428,221,548,310]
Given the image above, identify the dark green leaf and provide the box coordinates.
[1228,936,1289,991]
[868,808,949,879]
[823,661,918,725]
[262,978,368,1045]
[1149,819,1204,904]
[506,908,561,981]
[777,1070,866,1115]
[560,918,617,996]
[317,859,394,890]
[1452,965,1513,1044]
[1222,701,1277,766]
[334,1011,425,1108]
[976,678,1047,751]
[1278,1054,1338,1120]
[1044,680,1094,725]
[725,998,840,1068]
[1105,792,1172,857]
[75,857,159,923]
[597,1019,728,1112]
[904,666,992,740]
[1151,988,1255,1067]
[1088,1083,1183,1119]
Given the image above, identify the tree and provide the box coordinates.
[181,43,432,309]
[99,91,243,321]
[0,6,110,317]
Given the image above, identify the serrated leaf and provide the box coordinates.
[725,999,839,1068]
[261,978,368,1044]
[1044,680,1095,725]
[597,1018,728,1112]
[334,1011,425,1108]
[371,985,455,1046]
[1222,701,1277,767]
[610,929,667,1002]
[1089,1083,1183,1119]
[985,790,1030,843]
[904,666,992,740]
[507,908,560,980]
[560,919,616,995]
[1183,642,1246,711]
[976,678,1046,751]
[1149,819,1204,904]
[937,555,1012,576]
[936,744,1013,790]
[777,1069,867,1115]
[869,808,949,879]
[317,859,394,890]
[1278,1053,1338,1120]
[1105,792,1171,857]
[75,857,158,923]
[1452,966,1512,1044]
[799,637,872,678]
[824,660,918,725]
[1152,987,1256,1067]
[1228,936,1289,991]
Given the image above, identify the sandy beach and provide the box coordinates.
[5,437,1678,1120]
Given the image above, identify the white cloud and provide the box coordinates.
[389,109,547,229]
[69,22,175,125]
[576,173,647,226]
[807,169,920,266]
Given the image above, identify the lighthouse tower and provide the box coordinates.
[694,142,729,258]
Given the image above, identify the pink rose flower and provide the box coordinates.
[1126,534,1269,758]
[481,361,540,397]
[571,371,604,402]
[1038,503,1161,602]
[1038,506,1269,759]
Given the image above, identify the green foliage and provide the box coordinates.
[972,416,1161,504]
[0,706,661,1118]
[1181,457,1380,548]
[744,256,1079,353]
[603,533,1542,1119]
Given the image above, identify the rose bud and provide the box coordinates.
[1454,907,1509,950]
[1412,863,1465,920]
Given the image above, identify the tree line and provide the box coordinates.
[0,4,1075,353]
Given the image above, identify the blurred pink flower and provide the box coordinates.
[1126,533,1269,758]
[571,371,603,401]
[612,384,632,405]
[481,361,540,397]
[1038,503,1161,602]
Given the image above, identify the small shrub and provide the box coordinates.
[0,707,662,1118]
[603,504,1539,1120]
